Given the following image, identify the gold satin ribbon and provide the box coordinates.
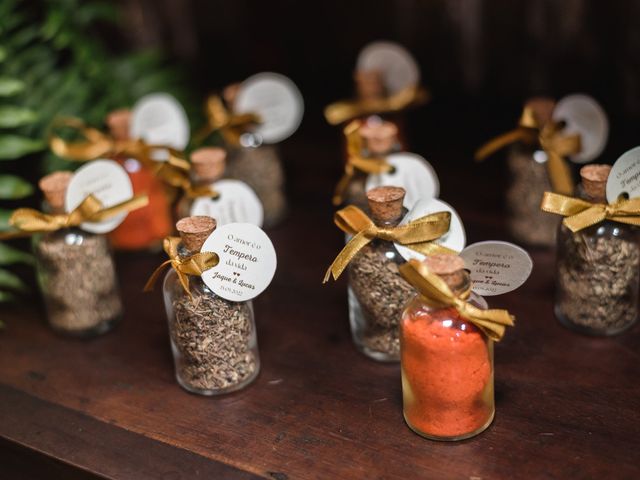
[399,259,515,341]
[541,192,640,232]
[323,205,453,282]
[144,236,219,298]
[195,95,261,145]
[332,120,393,206]
[324,85,430,125]
[475,106,581,195]
[0,194,149,239]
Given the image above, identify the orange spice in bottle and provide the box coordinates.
[106,109,173,251]
[400,255,494,440]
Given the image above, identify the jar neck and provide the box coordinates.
[370,207,407,228]
[441,270,472,297]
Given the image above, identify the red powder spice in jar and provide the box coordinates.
[400,255,494,441]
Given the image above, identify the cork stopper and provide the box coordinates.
[423,254,469,293]
[360,120,398,155]
[176,216,216,253]
[223,83,241,107]
[524,97,556,127]
[354,69,385,101]
[39,171,73,212]
[191,147,226,182]
[580,164,611,202]
[106,109,131,141]
[367,186,405,223]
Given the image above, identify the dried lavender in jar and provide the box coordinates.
[35,172,122,336]
[347,186,415,361]
[555,165,640,335]
[164,216,259,394]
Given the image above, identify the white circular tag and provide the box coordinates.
[356,41,420,94]
[201,223,277,302]
[65,159,134,234]
[552,94,608,164]
[460,241,533,296]
[190,179,264,227]
[130,93,190,156]
[365,152,439,209]
[395,198,466,262]
[234,72,304,144]
[606,146,640,202]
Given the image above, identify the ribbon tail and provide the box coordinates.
[407,242,457,257]
[144,259,173,292]
[546,151,574,196]
[323,231,372,282]
[332,170,354,206]
[475,129,529,162]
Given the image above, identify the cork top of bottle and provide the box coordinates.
[524,96,556,127]
[176,216,216,253]
[106,109,131,141]
[223,83,241,107]
[354,69,385,101]
[367,186,405,223]
[423,254,469,294]
[580,164,611,202]
[360,120,398,155]
[39,171,73,212]
[191,147,226,182]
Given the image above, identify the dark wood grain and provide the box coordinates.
[1,129,640,479]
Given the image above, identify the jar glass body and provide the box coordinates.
[226,138,286,228]
[555,218,640,335]
[34,228,122,337]
[347,213,412,361]
[162,268,260,395]
[506,143,560,247]
[400,293,494,440]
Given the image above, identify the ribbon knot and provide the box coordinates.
[196,95,261,145]
[332,120,393,206]
[323,205,453,283]
[541,192,640,232]
[324,85,430,126]
[399,259,515,341]
[475,106,581,195]
[144,237,219,298]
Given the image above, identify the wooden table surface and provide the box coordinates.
[1,124,639,480]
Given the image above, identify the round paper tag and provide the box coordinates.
[65,159,134,234]
[606,146,640,202]
[130,93,190,157]
[365,152,439,209]
[356,41,420,94]
[395,198,466,262]
[552,94,608,164]
[190,179,264,227]
[460,241,533,296]
[201,223,277,302]
[234,72,304,144]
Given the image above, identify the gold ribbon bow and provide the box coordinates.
[196,95,261,145]
[399,259,515,341]
[475,105,581,195]
[332,120,393,206]
[323,206,453,282]
[324,85,430,126]
[0,194,149,239]
[144,236,219,298]
[541,192,640,232]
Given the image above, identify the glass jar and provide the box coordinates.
[162,243,260,395]
[225,134,286,228]
[34,228,122,336]
[506,142,560,247]
[400,271,494,441]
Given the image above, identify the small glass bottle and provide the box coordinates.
[163,216,260,394]
[400,254,493,441]
[106,109,173,251]
[555,164,640,335]
[175,147,226,221]
[347,186,414,361]
[34,172,122,336]
[505,97,560,247]
[342,118,400,210]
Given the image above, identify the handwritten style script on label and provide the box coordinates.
[201,223,277,302]
[460,241,532,296]
[607,146,640,202]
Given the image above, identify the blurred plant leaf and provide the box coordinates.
[0,135,45,159]
[0,106,37,127]
[0,175,34,199]
[0,291,16,305]
[0,208,11,229]
[0,47,6,62]
[0,77,25,96]
[0,243,34,266]
[0,268,28,292]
